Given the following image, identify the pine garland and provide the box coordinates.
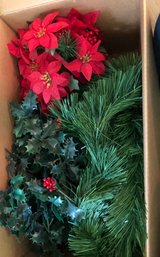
[50,53,146,257]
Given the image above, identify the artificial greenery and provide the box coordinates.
[50,52,146,257]
[57,31,77,61]
[0,53,146,257]
[0,91,86,256]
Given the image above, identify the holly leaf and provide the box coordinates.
[13,188,26,202]
[41,121,57,139]
[26,138,41,154]
[56,131,66,143]
[22,91,37,112]
[63,137,77,159]
[13,120,25,137]
[11,102,25,119]
[26,180,44,194]
[24,118,42,136]
[50,164,61,175]
[51,205,64,222]
[48,196,63,207]
[10,175,24,187]
[69,76,79,91]
[42,138,59,153]
[31,231,48,244]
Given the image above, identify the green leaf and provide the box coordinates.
[22,90,37,113]
[51,205,64,222]
[45,48,55,56]
[13,120,25,137]
[48,196,63,207]
[10,175,24,187]
[13,188,26,202]
[63,138,77,160]
[24,118,42,136]
[69,76,79,91]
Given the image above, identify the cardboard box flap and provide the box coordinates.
[141,1,160,257]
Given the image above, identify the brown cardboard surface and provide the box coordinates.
[0,19,19,190]
[147,0,160,33]
[141,1,160,257]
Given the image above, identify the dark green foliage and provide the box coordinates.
[50,53,146,257]
[0,91,86,256]
[8,91,86,195]
[0,175,69,256]
[57,30,77,61]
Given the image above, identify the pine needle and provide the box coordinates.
[50,52,146,257]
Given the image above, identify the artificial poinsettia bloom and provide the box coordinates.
[56,8,101,44]
[23,12,68,52]
[28,60,70,104]
[65,37,106,81]
[7,29,30,63]
[19,79,31,100]
[18,52,54,78]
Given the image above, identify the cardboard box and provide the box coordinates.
[0,0,160,256]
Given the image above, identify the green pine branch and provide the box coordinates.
[50,52,146,257]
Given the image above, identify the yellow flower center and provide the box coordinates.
[36,27,46,38]
[80,53,91,63]
[30,62,39,72]
[40,72,52,88]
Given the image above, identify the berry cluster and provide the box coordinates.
[43,177,57,192]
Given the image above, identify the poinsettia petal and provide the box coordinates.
[65,59,81,73]
[42,88,52,103]
[28,38,39,52]
[42,12,59,27]
[31,18,42,30]
[54,52,67,66]
[18,59,27,76]
[84,11,100,25]
[91,61,105,74]
[48,61,62,73]
[51,73,67,85]
[37,52,52,73]
[48,33,58,49]
[18,29,26,38]
[47,21,68,33]
[20,49,30,64]
[32,82,44,94]
[81,63,92,81]
[7,42,20,58]
[59,87,68,98]
[91,40,101,53]
[60,72,70,87]
[39,34,50,48]
[77,37,90,56]
[91,52,105,61]
[28,71,41,82]
[67,8,81,19]
[50,84,60,99]
[23,30,35,40]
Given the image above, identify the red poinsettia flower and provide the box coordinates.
[65,37,106,81]
[18,52,54,78]
[19,79,31,100]
[23,12,68,52]
[56,8,101,44]
[28,60,70,104]
[7,29,30,63]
